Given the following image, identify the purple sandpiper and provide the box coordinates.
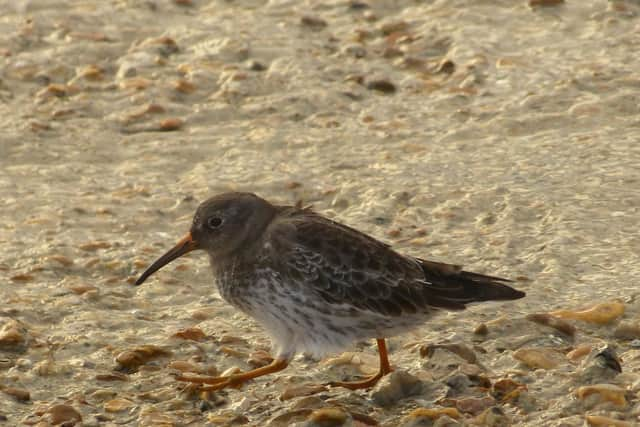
[135,192,525,391]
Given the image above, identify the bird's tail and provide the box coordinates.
[416,258,526,311]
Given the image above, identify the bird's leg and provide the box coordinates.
[175,359,289,392]
[329,338,393,390]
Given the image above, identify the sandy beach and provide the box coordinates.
[1,0,640,425]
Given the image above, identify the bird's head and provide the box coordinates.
[135,192,276,286]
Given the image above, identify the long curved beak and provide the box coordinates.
[135,233,199,286]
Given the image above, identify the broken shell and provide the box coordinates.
[613,322,640,340]
[2,387,30,402]
[280,384,327,401]
[550,301,625,325]
[567,345,593,363]
[172,327,206,341]
[575,383,627,407]
[404,407,461,420]
[307,408,349,425]
[585,415,632,427]
[115,345,171,372]
[513,348,563,369]
[104,398,135,412]
[526,313,576,336]
[46,404,82,425]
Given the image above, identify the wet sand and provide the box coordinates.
[1,0,640,425]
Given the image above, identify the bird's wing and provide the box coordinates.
[265,210,523,317]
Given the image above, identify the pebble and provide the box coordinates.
[491,378,527,402]
[575,384,627,407]
[280,384,327,401]
[420,343,477,364]
[158,118,184,131]
[78,241,111,251]
[300,15,328,31]
[46,404,82,425]
[247,350,274,368]
[306,408,350,427]
[529,0,564,6]
[614,322,640,340]
[454,396,496,415]
[585,415,632,427]
[474,323,489,336]
[172,327,206,341]
[567,345,592,362]
[115,345,171,372]
[104,398,135,412]
[366,79,397,94]
[402,408,461,426]
[513,348,563,369]
[550,301,625,324]
[2,387,30,402]
[0,317,28,349]
[475,406,510,427]
[371,370,424,407]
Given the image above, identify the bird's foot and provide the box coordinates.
[327,370,386,390]
[174,359,289,392]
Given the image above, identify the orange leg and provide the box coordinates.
[329,338,393,390]
[175,359,289,392]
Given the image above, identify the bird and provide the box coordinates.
[135,192,525,392]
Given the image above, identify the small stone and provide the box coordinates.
[173,79,196,93]
[585,415,632,427]
[158,118,183,131]
[2,387,30,402]
[455,396,496,415]
[403,408,461,425]
[366,79,396,94]
[348,1,370,10]
[247,60,267,71]
[300,15,327,31]
[104,398,135,412]
[420,343,477,364]
[437,59,456,74]
[550,301,625,325]
[78,241,111,251]
[567,345,592,362]
[115,345,171,372]
[280,384,327,401]
[47,255,74,267]
[78,64,104,81]
[491,378,526,402]
[306,408,349,426]
[614,323,640,340]
[529,0,564,7]
[46,404,82,425]
[380,20,409,35]
[67,284,97,295]
[474,323,489,335]
[526,313,576,336]
[95,372,129,381]
[167,360,204,374]
[0,318,27,348]
[172,327,206,341]
[371,370,424,407]
[10,274,34,282]
[475,406,510,427]
[247,350,274,368]
[576,384,627,407]
[513,348,563,370]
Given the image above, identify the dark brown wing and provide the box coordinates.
[266,208,524,316]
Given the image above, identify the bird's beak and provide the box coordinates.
[135,232,199,286]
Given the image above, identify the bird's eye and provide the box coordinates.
[207,217,223,229]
